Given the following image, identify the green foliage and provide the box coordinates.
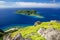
[11,21,60,40]
[16,10,44,18]
[16,10,37,15]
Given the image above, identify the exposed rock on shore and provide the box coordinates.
[38,28,60,40]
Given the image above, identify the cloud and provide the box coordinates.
[15,2,60,8]
[0,1,60,8]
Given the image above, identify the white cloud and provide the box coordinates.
[15,2,60,8]
[0,1,60,8]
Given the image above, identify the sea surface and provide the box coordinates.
[0,8,60,30]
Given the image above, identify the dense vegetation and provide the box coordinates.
[16,10,37,15]
[16,10,44,18]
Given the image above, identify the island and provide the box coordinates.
[16,10,44,18]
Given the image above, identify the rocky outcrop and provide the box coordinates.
[50,20,60,23]
[5,28,18,33]
[12,33,25,40]
[3,33,12,40]
[34,21,41,26]
[38,28,60,40]
[3,28,32,40]
[3,33,32,40]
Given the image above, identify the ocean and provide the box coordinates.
[0,8,60,30]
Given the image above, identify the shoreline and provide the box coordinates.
[1,24,33,31]
[1,20,60,31]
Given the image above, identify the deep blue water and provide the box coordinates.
[0,8,60,30]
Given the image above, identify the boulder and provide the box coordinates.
[38,28,60,40]
[34,21,41,26]
[38,27,46,35]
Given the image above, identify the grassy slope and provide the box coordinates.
[11,21,60,40]
[0,21,60,40]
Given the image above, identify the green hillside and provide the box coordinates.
[11,21,60,40]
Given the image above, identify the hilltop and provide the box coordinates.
[0,20,60,40]
[11,20,60,40]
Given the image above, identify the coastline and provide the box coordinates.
[1,24,33,31]
[0,20,60,40]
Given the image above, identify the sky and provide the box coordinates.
[0,0,60,8]
[0,0,60,3]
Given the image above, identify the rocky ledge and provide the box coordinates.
[38,28,60,40]
[3,28,31,40]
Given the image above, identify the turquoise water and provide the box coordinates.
[0,8,60,30]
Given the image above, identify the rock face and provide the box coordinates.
[38,28,60,40]
[3,33,32,40]
[12,33,25,40]
[3,33,12,40]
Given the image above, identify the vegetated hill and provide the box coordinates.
[16,10,44,18]
[16,10,37,15]
[11,21,60,40]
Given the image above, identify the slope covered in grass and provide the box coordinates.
[11,21,60,40]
